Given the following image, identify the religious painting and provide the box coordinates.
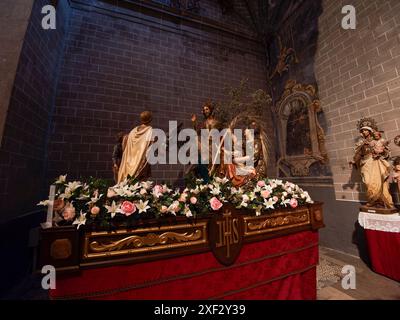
[284,98,312,157]
[276,80,328,177]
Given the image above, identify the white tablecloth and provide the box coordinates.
[358,211,400,233]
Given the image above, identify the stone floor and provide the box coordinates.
[2,246,399,300]
[317,246,400,300]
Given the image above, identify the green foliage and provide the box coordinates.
[214,79,272,129]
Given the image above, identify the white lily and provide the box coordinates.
[37,200,50,206]
[65,181,82,193]
[128,182,141,191]
[162,184,172,193]
[55,174,67,184]
[136,200,150,213]
[249,192,256,201]
[190,186,200,194]
[213,181,221,188]
[263,198,275,210]
[118,178,128,187]
[77,193,90,200]
[184,205,193,218]
[59,188,73,200]
[265,185,273,193]
[152,189,162,199]
[105,201,123,218]
[72,211,87,229]
[167,201,180,215]
[140,181,153,190]
[230,187,243,195]
[215,177,229,184]
[281,198,291,207]
[114,185,131,197]
[239,200,248,208]
[209,185,221,196]
[86,193,103,205]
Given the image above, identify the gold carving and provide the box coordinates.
[50,239,72,260]
[215,210,240,258]
[90,230,202,252]
[83,222,208,260]
[269,36,299,80]
[244,209,310,236]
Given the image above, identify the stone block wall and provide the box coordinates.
[0,0,71,222]
[315,0,400,204]
[46,0,273,185]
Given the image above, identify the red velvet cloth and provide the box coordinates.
[365,229,400,281]
[50,230,319,300]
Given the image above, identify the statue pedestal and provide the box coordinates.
[359,205,399,215]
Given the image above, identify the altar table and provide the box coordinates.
[49,230,319,300]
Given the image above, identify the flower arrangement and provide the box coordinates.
[38,174,313,230]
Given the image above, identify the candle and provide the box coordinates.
[42,185,56,229]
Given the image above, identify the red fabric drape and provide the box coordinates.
[50,230,319,300]
[365,229,400,281]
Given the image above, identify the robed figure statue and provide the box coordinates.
[350,118,395,210]
[118,111,153,183]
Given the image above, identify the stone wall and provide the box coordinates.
[268,0,331,178]
[315,0,400,203]
[0,0,34,144]
[46,0,273,185]
[0,0,71,222]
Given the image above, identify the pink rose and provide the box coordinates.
[290,198,298,208]
[261,190,270,198]
[190,197,197,204]
[121,201,136,216]
[62,205,76,221]
[257,180,266,187]
[90,206,100,216]
[210,197,223,211]
[273,196,278,202]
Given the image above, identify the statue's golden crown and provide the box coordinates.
[356,117,378,132]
